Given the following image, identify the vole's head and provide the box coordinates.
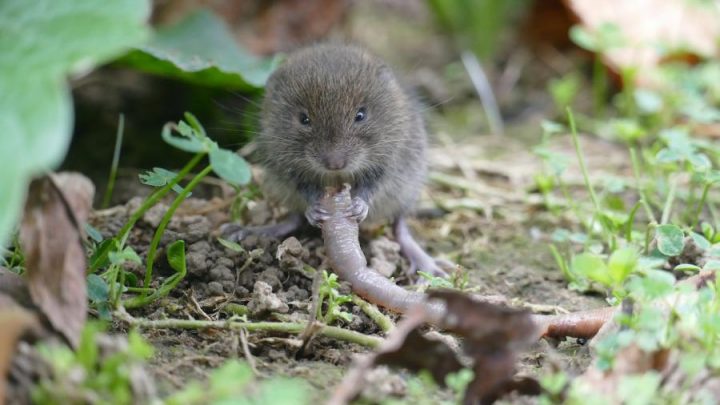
[260,44,412,184]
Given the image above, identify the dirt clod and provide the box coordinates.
[247,281,289,316]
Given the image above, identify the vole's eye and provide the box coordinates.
[354,107,367,122]
[299,112,311,126]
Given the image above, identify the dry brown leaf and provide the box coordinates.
[19,172,95,348]
[330,291,541,405]
[565,0,720,87]
[0,309,37,402]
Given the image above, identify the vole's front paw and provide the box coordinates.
[305,204,330,228]
[348,197,369,223]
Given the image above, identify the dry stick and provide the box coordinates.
[117,309,382,348]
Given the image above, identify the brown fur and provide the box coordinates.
[257,43,427,223]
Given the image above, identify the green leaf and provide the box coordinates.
[0,0,150,75]
[209,360,254,397]
[161,121,208,153]
[166,240,186,274]
[217,237,245,253]
[109,246,142,266]
[76,322,105,371]
[128,330,154,360]
[87,274,109,302]
[569,25,597,51]
[617,372,661,405]
[655,225,685,256]
[84,223,103,243]
[674,263,701,272]
[122,10,278,90]
[628,270,676,300]
[139,167,190,195]
[572,253,611,286]
[689,153,711,172]
[608,248,638,284]
[634,89,663,114]
[210,147,252,186]
[0,0,150,248]
[89,238,118,272]
[139,167,177,187]
[255,377,309,405]
[703,260,720,271]
[690,232,711,251]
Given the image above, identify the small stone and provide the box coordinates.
[209,265,234,282]
[277,237,309,271]
[247,281,289,315]
[185,252,209,277]
[221,280,235,293]
[216,257,234,268]
[246,200,272,226]
[257,267,283,290]
[207,281,225,296]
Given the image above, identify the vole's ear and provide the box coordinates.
[376,65,396,83]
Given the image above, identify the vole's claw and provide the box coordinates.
[348,197,369,223]
[305,205,330,228]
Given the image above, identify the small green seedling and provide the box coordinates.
[316,270,353,325]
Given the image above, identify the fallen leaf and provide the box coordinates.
[330,291,541,405]
[428,291,540,404]
[565,0,720,87]
[20,172,95,347]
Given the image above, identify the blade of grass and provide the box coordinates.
[630,147,658,224]
[102,114,125,209]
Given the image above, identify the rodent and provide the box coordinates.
[257,43,427,225]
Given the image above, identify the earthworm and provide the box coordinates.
[319,184,614,339]
[532,307,617,340]
[318,185,446,320]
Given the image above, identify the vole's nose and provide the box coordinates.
[322,152,347,171]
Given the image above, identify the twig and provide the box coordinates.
[352,296,395,333]
[117,309,382,348]
[239,329,260,375]
[188,289,213,321]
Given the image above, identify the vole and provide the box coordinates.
[223,43,451,277]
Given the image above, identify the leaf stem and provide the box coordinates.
[661,177,677,225]
[102,114,125,209]
[630,147,657,223]
[118,310,382,348]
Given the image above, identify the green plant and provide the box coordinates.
[89,113,252,310]
[166,359,309,405]
[316,270,353,325]
[32,322,154,405]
